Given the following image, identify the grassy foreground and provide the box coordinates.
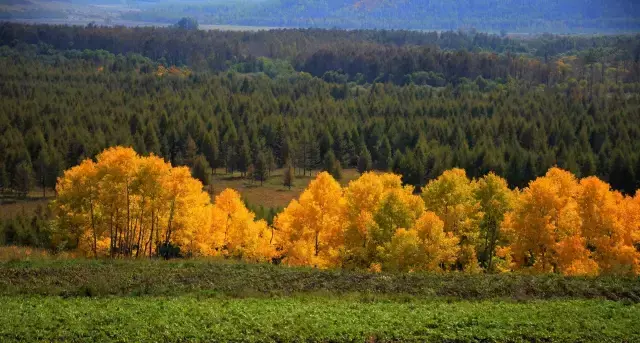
[1,296,638,343]
[1,259,639,342]
[1,259,639,301]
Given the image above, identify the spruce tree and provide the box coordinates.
[357,147,373,174]
[283,159,294,190]
[254,153,269,186]
[191,154,211,186]
[323,150,342,180]
[377,136,393,171]
[202,132,219,175]
[13,160,34,198]
[184,135,198,167]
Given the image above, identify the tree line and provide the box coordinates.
[51,146,640,275]
[2,23,639,79]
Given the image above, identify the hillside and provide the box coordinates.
[183,0,640,32]
[3,0,640,33]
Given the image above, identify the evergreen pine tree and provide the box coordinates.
[283,158,294,190]
[237,139,252,177]
[357,147,373,174]
[184,135,198,167]
[254,152,269,186]
[191,154,211,186]
[35,148,50,198]
[377,136,393,171]
[13,160,34,198]
[202,132,219,175]
[323,150,342,180]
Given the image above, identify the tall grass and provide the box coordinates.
[0,246,76,262]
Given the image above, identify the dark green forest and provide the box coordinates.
[1,23,640,203]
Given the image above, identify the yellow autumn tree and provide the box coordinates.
[210,188,275,262]
[165,166,213,257]
[55,146,213,258]
[502,168,597,275]
[383,211,459,272]
[132,154,172,257]
[342,172,406,268]
[422,168,482,272]
[618,195,640,274]
[55,159,103,256]
[474,172,514,271]
[577,177,639,275]
[275,172,346,268]
[370,186,424,246]
[382,229,422,272]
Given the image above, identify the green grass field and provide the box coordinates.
[1,259,639,342]
[1,296,637,342]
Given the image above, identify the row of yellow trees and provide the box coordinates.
[55,147,640,275]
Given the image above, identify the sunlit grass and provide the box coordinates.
[1,296,637,342]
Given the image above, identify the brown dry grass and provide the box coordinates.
[0,246,51,261]
[0,246,79,261]
[0,188,53,219]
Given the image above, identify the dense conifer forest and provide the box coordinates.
[1,23,640,200]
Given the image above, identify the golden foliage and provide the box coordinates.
[211,189,275,262]
[422,168,482,272]
[54,148,640,275]
[500,167,640,275]
[502,168,587,274]
[55,146,267,261]
[383,211,459,272]
[475,172,514,271]
[275,172,346,268]
[577,177,639,275]
[342,172,424,269]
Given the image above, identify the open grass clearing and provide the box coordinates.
[210,168,361,208]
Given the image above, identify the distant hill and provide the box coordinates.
[2,0,640,33]
[121,0,640,33]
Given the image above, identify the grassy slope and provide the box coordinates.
[1,259,639,301]
[1,296,638,342]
